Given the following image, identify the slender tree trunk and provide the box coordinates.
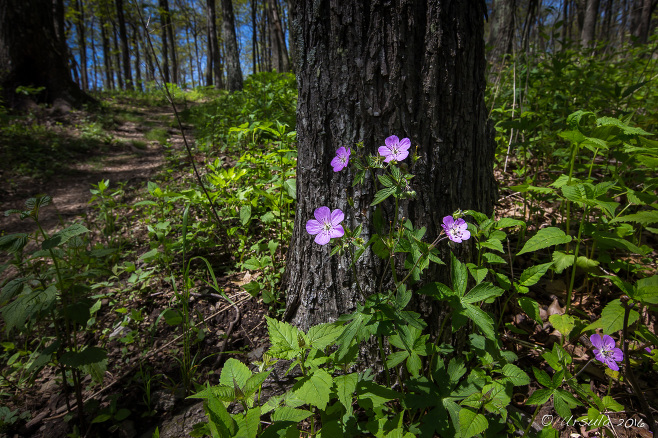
[206,0,223,87]
[131,23,142,91]
[90,16,98,89]
[115,0,133,90]
[160,0,178,84]
[284,0,496,346]
[72,0,88,90]
[112,23,124,89]
[252,0,258,73]
[159,0,171,83]
[267,0,289,72]
[631,0,655,44]
[581,0,601,47]
[101,23,114,90]
[221,0,244,91]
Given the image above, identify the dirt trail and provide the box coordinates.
[0,104,190,236]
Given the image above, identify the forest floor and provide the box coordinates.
[0,98,271,437]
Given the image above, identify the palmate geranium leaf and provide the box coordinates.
[461,282,504,304]
[306,322,342,350]
[370,186,396,206]
[451,252,468,297]
[585,299,639,334]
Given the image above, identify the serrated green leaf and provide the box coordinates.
[378,174,394,187]
[284,179,296,200]
[462,282,504,304]
[630,275,658,304]
[270,406,312,423]
[459,408,488,438]
[42,224,89,250]
[266,316,302,359]
[0,233,29,254]
[462,304,495,340]
[502,364,530,386]
[479,238,504,253]
[585,299,639,334]
[517,227,572,256]
[527,388,553,405]
[518,296,542,324]
[334,373,358,413]
[611,210,658,225]
[552,251,574,274]
[240,205,252,225]
[293,368,332,410]
[220,358,252,390]
[306,323,342,350]
[356,381,400,409]
[451,252,468,297]
[482,252,507,264]
[549,314,575,337]
[370,187,396,206]
[519,263,554,288]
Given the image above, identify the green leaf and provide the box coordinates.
[631,275,658,305]
[552,251,574,274]
[517,227,572,256]
[518,297,542,325]
[370,187,396,206]
[519,262,553,287]
[334,373,358,412]
[306,323,342,350]
[549,314,575,337]
[266,316,302,359]
[462,304,495,340]
[283,179,297,200]
[482,252,506,264]
[496,217,527,229]
[502,364,530,386]
[220,358,252,390]
[235,407,261,438]
[526,388,553,405]
[462,282,504,304]
[240,205,252,225]
[611,210,658,226]
[60,346,107,368]
[42,224,89,250]
[378,174,395,187]
[356,381,400,409]
[451,252,468,297]
[293,368,332,410]
[479,238,504,253]
[162,309,182,326]
[0,233,29,254]
[206,391,238,437]
[270,406,312,423]
[585,299,639,334]
[459,408,488,438]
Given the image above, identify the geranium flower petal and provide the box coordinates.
[385,135,400,148]
[602,335,616,349]
[461,229,471,241]
[606,359,619,371]
[610,348,624,362]
[330,209,344,226]
[396,150,409,161]
[314,206,331,222]
[590,334,603,349]
[378,146,391,157]
[399,137,411,150]
[315,232,331,245]
[306,219,322,235]
[330,224,345,238]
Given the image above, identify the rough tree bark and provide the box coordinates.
[159,0,171,83]
[283,0,496,337]
[581,0,601,47]
[221,0,244,91]
[206,0,223,88]
[267,0,290,72]
[0,0,94,108]
[487,0,517,62]
[630,0,656,44]
[116,0,133,90]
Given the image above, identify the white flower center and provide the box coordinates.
[322,220,333,231]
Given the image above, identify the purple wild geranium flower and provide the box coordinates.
[306,206,345,245]
[378,135,411,162]
[590,334,624,371]
[441,216,471,243]
[331,147,351,172]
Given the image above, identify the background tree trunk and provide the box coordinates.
[487,0,517,62]
[0,0,93,108]
[283,0,496,339]
[116,0,133,90]
[206,0,223,88]
[221,0,244,91]
[581,0,601,47]
[267,0,290,72]
[159,0,171,83]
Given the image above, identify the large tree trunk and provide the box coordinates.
[630,0,656,44]
[580,0,601,47]
[221,0,244,91]
[0,0,93,108]
[206,0,223,88]
[267,0,290,72]
[101,22,114,90]
[283,0,496,339]
[73,0,89,90]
